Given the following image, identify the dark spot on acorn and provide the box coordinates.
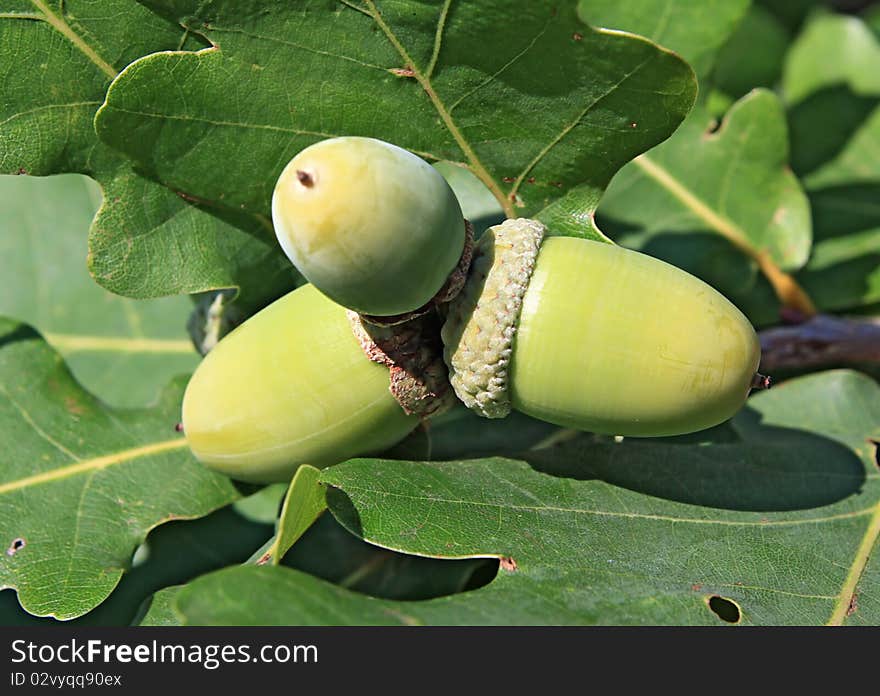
[296,170,315,188]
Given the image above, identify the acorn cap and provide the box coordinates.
[441,218,546,418]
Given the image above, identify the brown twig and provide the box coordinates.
[758,314,880,371]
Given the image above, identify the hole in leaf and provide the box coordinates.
[707,595,741,623]
[6,538,25,556]
[704,118,722,136]
[869,440,879,471]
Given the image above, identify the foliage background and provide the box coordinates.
[1,0,878,625]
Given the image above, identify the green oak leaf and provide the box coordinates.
[0,0,299,309]
[597,89,811,324]
[0,318,240,619]
[797,183,880,313]
[577,0,750,81]
[781,12,880,314]
[782,9,880,105]
[0,505,271,626]
[709,3,790,100]
[154,370,879,625]
[141,494,491,626]
[755,0,820,34]
[95,0,697,242]
[249,465,326,566]
[782,10,880,190]
[800,100,880,191]
[0,173,198,407]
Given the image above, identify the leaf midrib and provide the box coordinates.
[0,438,188,494]
[29,0,117,79]
[44,332,194,355]
[328,483,876,527]
[361,0,515,217]
[633,153,817,314]
[827,500,880,625]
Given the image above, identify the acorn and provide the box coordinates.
[181,283,424,483]
[442,219,762,437]
[271,136,467,317]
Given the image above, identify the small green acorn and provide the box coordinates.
[181,284,421,483]
[272,137,467,317]
[442,219,762,437]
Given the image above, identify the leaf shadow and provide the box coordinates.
[0,322,40,350]
[798,182,880,310]
[787,85,879,178]
[521,406,867,512]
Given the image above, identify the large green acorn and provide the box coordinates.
[272,137,467,317]
[442,219,762,437]
[181,284,420,483]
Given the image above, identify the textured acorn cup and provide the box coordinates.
[442,219,762,437]
[181,284,419,483]
[272,137,466,316]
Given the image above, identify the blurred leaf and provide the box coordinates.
[96,0,696,244]
[803,103,880,189]
[756,0,820,33]
[868,4,880,38]
[162,371,880,625]
[432,162,504,237]
[797,184,880,312]
[782,10,880,104]
[0,0,299,310]
[788,85,879,179]
[782,11,880,314]
[710,4,790,99]
[0,173,198,407]
[0,319,240,619]
[577,0,750,81]
[232,483,287,525]
[598,89,812,323]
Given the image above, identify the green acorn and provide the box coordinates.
[271,136,467,317]
[442,219,762,437]
[181,284,422,483]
